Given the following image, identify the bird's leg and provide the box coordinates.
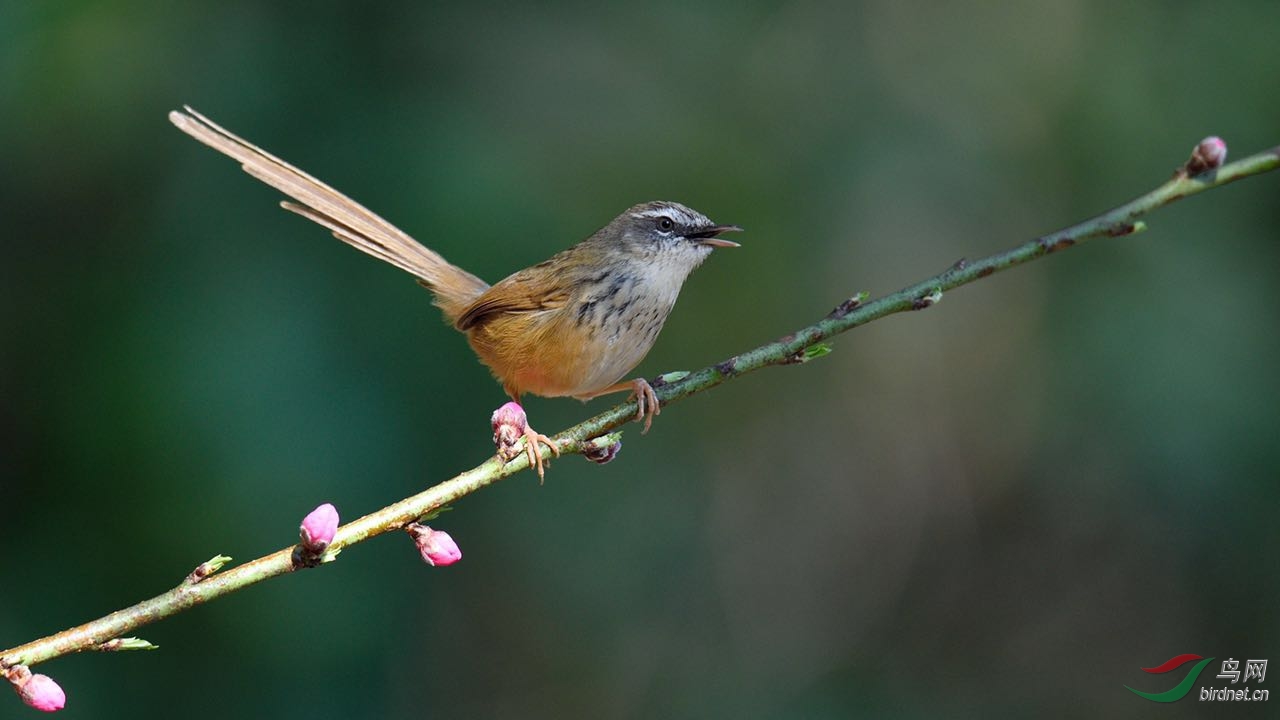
[491,400,560,482]
[582,378,661,434]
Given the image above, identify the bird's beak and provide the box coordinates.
[690,224,743,248]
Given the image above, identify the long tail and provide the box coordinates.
[169,106,488,322]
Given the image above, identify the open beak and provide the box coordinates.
[690,224,743,248]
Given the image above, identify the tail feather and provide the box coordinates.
[169,106,489,321]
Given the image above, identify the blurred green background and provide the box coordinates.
[3,2,1278,718]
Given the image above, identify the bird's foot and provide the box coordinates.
[629,378,660,434]
[521,422,560,482]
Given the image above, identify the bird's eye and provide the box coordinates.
[657,217,675,232]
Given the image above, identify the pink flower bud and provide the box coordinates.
[584,438,622,465]
[1185,136,1227,175]
[299,503,339,553]
[408,523,462,566]
[10,669,66,713]
[491,401,528,459]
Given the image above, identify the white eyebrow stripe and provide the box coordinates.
[631,204,711,226]
[634,207,680,218]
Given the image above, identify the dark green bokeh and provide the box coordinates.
[3,3,1278,717]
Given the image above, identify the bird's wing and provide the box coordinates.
[454,260,571,330]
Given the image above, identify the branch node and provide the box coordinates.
[650,371,689,388]
[415,504,453,525]
[715,357,740,377]
[783,343,833,364]
[912,288,943,310]
[94,637,158,652]
[827,291,869,319]
[1105,221,1144,237]
[292,544,341,570]
[1040,235,1075,253]
[582,432,624,464]
[184,555,233,585]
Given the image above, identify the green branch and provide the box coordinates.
[3,139,1276,678]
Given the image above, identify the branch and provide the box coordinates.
[3,137,1276,688]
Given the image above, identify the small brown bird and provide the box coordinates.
[169,107,740,478]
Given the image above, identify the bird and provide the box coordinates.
[168,107,740,479]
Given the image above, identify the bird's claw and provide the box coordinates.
[631,378,661,434]
[522,424,560,483]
